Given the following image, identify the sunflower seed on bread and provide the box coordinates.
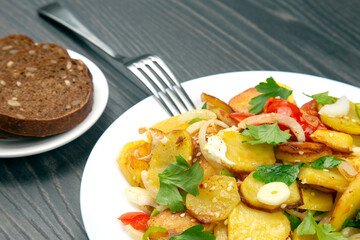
[0,34,35,65]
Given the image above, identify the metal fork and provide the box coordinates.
[38,2,196,116]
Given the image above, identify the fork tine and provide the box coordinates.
[150,56,197,109]
[145,58,190,111]
[127,64,175,116]
[133,61,183,115]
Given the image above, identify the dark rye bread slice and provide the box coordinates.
[0,57,93,137]
[0,34,35,65]
[0,43,70,74]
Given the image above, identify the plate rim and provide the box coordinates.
[0,49,109,158]
[80,70,359,239]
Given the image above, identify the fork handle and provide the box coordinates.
[38,2,125,61]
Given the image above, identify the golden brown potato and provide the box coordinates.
[213,221,228,240]
[222,131,276,173]
[209,107,237,127]
[117,140,150,187]
[151,115,189,133]
[228,87,261,113]
[201,92,233,113]
[147,209,203,240]
[198,157,220,181]
[310,129,353,153]
[275,142,332,164]
[352,135,360,147]
[228,83,294,114]
[186,175,240,223]
[298,184,333,212]
[228,201,291,240]
[298,167,349,192]
[240,172,303,212]
[319,102,360,135]
[330,174,360,231]
[147,130,193,190]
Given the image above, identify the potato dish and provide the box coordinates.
[117,77,360,240]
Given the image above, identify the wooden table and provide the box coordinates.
[0,0,359,239]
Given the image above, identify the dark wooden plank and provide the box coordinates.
[0,0,359,239]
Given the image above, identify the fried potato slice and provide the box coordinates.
[151,115,189,133]
[319,102,360,135]
[186,175,240,223]
[228,201,291,240]
[214,220,228,240]
[222,130,276,172]
[298,184,334,212]
[275,142,332,164]
[228,83,294,113]
[147,130,193,190]
[310,129,353,153]
[147,209,203,240]
[330,173,360,231]
[240,172,303,212]
[201,93,233,113]
[117,140,151,187]
[298,167,349,192]
[228,87,261,113]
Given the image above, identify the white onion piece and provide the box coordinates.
[318,96,350,117]
[198,119,230,169]
[177,109,217,123]
[342,227,360,238]
[125,187,157,207]
[141,170,159,198]
[338,161,358,178]
[139,127,165,150]
[238,113,305,142]
[186,120,206,135]
[124,225,143,240]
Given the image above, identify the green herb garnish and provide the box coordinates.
[343,209,360,229]
[201,102,207,109]
[309,156,343,170]
[304,92,337,105]
[169,225,216,240]
[156,155,203,212]
[219,168,237,178]
[249,77,292,114]
[241,122,292,145]
[283,211,301,231]
[253,156,343,185]
[297,210,347,240]
[253,164,303,186]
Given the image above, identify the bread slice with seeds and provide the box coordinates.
[0,43,70,74]
[0,57,93,137]
[0,34,35,65]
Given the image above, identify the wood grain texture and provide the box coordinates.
[0,0,359,239]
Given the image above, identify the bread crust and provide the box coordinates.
[0,42,70,73]
[0,34,35,65]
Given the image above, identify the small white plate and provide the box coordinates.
[80,71,360,240]
[0,50,109,158]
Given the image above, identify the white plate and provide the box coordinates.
[80,71,360,240]
[0,50,109,158]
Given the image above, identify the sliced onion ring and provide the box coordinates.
[177,109,217,123]
[238,113,305,142]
